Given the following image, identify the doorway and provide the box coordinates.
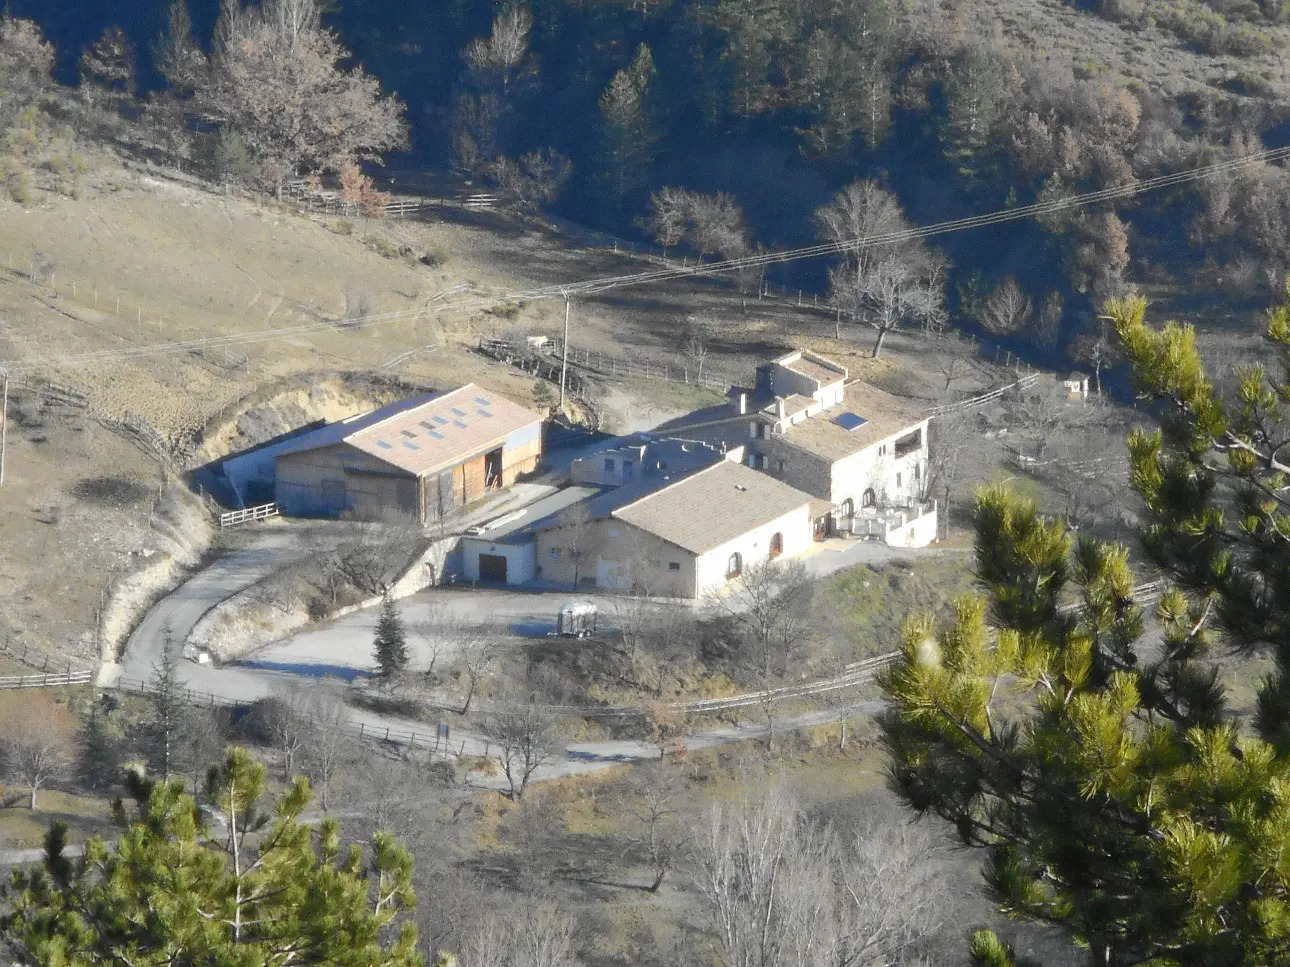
[479,553,508,583]
[484,447,504,490]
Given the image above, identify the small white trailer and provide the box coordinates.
[555,602,598,638]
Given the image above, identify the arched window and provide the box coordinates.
[769,532,784,559]
[862,488,877,509]
[727,552,743,579]
[840,498,855,518]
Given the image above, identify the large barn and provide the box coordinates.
[273,384,543,524]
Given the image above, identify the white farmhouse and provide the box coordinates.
[658,349,938,548]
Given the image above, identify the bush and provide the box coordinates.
[213,128,252,184]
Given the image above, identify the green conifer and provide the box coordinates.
[881,286,1290,966]
[4,747,421,965]
[373,595,409,679]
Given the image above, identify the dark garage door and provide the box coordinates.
[479,554,508,583]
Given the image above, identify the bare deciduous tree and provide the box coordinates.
[301,683,352,811]
[195,3,407,190]
[687,192,749,262]
[684,320,712,382]
[251,686,311,779]
[692,782,958,967]
[463,5,533,90]
[920,408,973,540]
[716,559,816,680]
[0,692,77,809]
[977,276,1033,336]
[631,762,683,891]
[816,181,945,355]
[458,627,498,715]
[487,694,557,800]
[642,186,689,257]
[461,901,578,967]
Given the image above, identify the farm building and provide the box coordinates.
[657,349,938,548]
[273,384,543,524]
[462,457,818,597]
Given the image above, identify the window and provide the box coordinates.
[647,558,661,568]
[548,547,561,559]
[777,460,785,473]
[896,472,902,489]
[878,444,887,456]
[769,532,784,559]
[727,552,743,579]
[756,423,768,439]
[749,421,757,439]
[604,458,616,473]
[914,464,921,481]
[862,488,876,508]
[668,562,681,571]
[841,498,855,518]
[623,460,634,480]
[758,455,769,469]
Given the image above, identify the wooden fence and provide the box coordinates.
[113,678,467,755]
[548,340,737,392]
[0,670,94,690]
[219,502,281,528]
[923,372,1042,416]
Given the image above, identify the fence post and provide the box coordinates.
[359,722,365,737]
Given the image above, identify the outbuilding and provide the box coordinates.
[274,384,543,524]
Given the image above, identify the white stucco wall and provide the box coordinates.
[830,420,930,508]
[883,503,939,549]
[462,538,536,585]
[693,503,813,596]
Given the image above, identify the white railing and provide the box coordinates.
[218,502,281,528]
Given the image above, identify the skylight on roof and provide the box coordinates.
[427,430,444,439]
[420,421,435,430]
[433,415,449,425]
[833,412,868,432]
[477,409,492,418]
[451,407,466,416]
[474,396,491,406]
[453,420,468,429]
[377,440,393,449]
[402,429,417,438]
[404,441,420,450]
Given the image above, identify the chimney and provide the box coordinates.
[737,392,747,415]
[776,398,786,422]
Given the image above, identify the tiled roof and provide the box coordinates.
[612,461,812,555]
[344,384,543,476]
[777,382,928,460]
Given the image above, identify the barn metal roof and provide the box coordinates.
[344,384,543,477]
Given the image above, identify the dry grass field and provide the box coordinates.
[0,151,1039,668]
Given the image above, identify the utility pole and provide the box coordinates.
[558,294,571,411]
[0,365,8,488]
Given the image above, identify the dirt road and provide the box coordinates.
[105,525,314,687]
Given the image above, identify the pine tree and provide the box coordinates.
[373,595,409,679]
[4,747,421,965]
[594,44,657,212]
[141,632,190,782]
[881,287,1290,966]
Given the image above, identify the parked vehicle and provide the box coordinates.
[555,602,598,638]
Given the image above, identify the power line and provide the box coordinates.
[5,143,1287,373]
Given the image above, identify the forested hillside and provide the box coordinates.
[7,0,1290,361]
